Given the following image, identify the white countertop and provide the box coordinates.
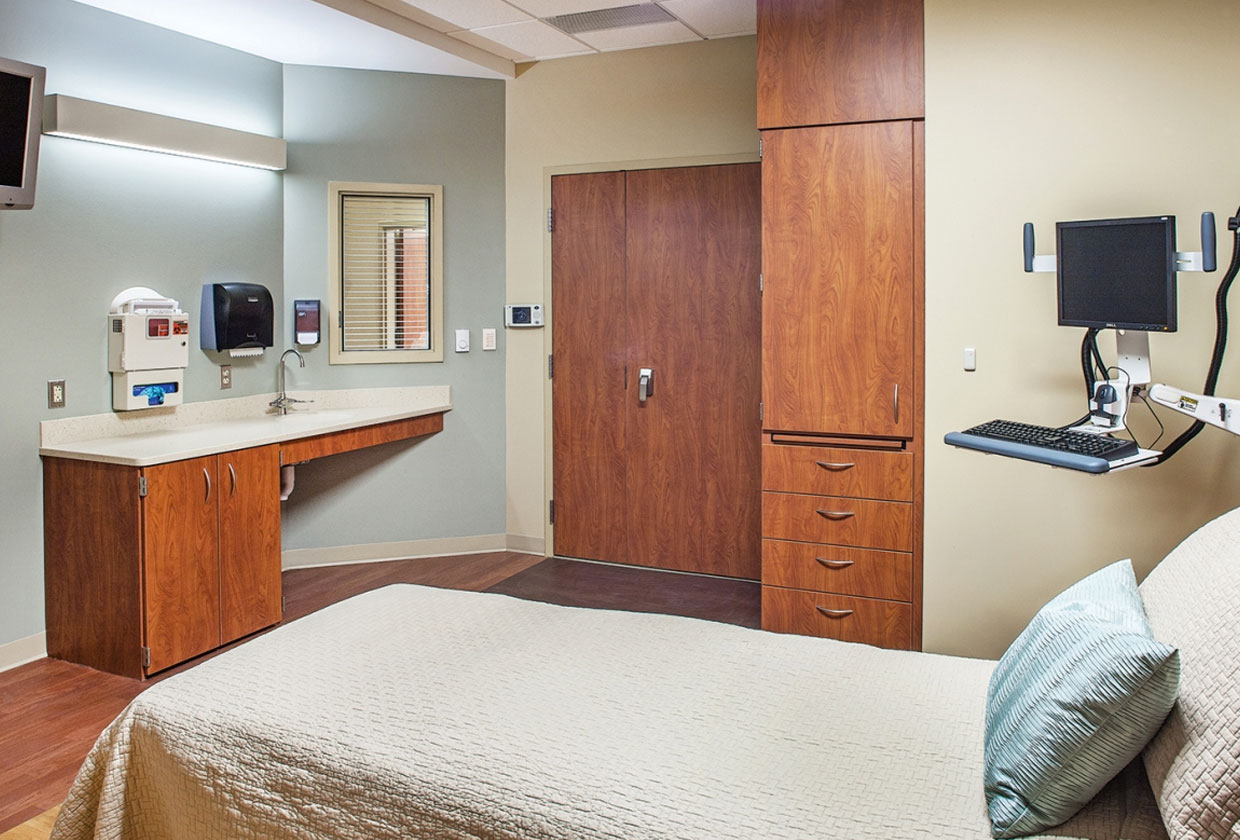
[39,386,451,467]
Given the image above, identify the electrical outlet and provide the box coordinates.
[48,379,65,409]
[220,364,232,389]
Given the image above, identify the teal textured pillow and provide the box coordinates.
[983,559,1180,838]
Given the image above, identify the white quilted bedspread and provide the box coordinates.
[52,585,1167,840]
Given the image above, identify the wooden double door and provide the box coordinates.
[551,163,762,579]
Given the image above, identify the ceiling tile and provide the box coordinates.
[507,0,631,18]
[573,19,700,52]
[467,19,594,60]
[659,0,755,37]
[397,0,532,31]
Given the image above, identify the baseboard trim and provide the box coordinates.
[506,533,545,556]
[0,631,47,673]
[282,534,520,570]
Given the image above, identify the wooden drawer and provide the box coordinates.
[763,444,912,501]
[762,586,913,649]
[762,539,912,601]
[762,492,912,551]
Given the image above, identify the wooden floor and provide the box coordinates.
[0,552,759,835]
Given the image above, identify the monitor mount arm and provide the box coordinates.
[1144,383,1240,435]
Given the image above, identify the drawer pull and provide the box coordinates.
[815,557,855,570]
[815,606,854,619]
[815,460,855,471]
[815,509,855,521]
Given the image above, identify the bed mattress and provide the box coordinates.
[52,584,1167,840]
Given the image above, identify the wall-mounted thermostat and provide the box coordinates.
[504,304,543,328]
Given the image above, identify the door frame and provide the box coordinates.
[541,152,760,560]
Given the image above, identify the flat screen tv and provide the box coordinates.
[1056,215,1177,332]
[0,56,46,210]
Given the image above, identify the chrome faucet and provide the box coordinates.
[271,348,313,415]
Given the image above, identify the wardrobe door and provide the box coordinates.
[762,122,915,438]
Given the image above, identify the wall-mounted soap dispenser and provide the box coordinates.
[200,283,274,357]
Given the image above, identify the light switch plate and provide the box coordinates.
[455,329,470,352]
[482,328,497,351]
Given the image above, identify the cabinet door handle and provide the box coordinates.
[815,557,855,570]
[815,460,855,471]
[228,463,237,497]
[815,606,854,619]
[203,467,212,502]
[893,383,900,423]
[815,509,855,521]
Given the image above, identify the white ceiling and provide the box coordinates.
[70,0,756,79]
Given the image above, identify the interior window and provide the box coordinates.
[328,182,443,363]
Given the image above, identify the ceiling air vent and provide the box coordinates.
[544,4,675,35]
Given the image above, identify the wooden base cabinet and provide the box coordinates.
[44,444,281,678]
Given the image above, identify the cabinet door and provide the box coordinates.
[143,455,220,673]
[757,0,924,128]
[762,122,915,438]
[218,445,282,644]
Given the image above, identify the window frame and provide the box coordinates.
[328,180,444,365]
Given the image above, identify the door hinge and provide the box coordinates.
[138,476,148,498]
[338,310,344,329]
[282,595,286,615]
[759,135,764,159]
[547,208,554,232]
[548,353,554,379]
[141,646,150,668]
[759,401,764,423]
[759,273,764,293]
[549,499,556,524]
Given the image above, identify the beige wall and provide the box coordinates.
[504,37,760,549]
[505,6,1240,661]
[924,0,1240,657]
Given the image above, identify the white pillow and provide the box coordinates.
[1139,507,1240,840]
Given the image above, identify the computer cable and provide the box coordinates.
[1149,202,1240,465]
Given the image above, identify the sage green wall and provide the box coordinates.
[0,0,283,651]
[279,66,506,551]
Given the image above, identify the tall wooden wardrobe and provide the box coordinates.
[757,0,926,649]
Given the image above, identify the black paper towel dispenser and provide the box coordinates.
[200,283,274,352]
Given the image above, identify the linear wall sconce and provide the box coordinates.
[42,94,287,171]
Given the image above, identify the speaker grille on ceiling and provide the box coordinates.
[544,4,675,35]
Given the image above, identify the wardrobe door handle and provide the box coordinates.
[815,509,855,521]
[228,463,237,497]
[203,468,212,502]
[815,460,855,471]
[815,557,855,570]
[893,383,900,423]
[815,607,854,619]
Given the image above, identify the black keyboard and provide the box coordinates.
[962,419,1140,461]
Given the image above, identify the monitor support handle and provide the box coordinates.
[1022,212,1217,274]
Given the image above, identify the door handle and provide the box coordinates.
[203,467,212,502]
[815,509,855,521]
[638,367,654,404]
[893,383,900,424]
[228,462,237,497]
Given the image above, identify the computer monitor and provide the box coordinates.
[1056,215,1177,332]
[0,55,45,210]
